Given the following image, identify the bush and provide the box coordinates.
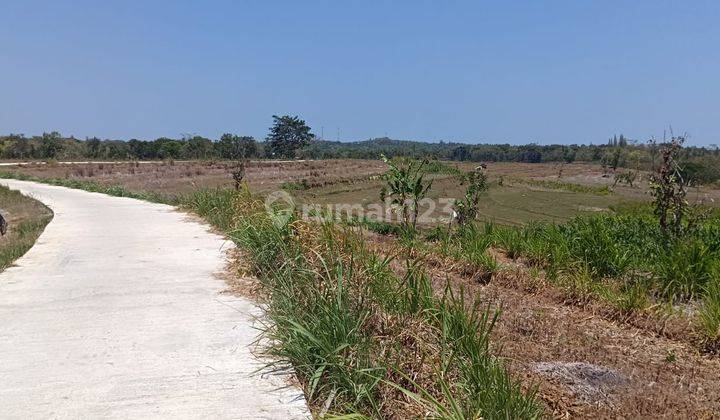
[655,240,717,300]
[681,159,720,185]
[699,274,720,343]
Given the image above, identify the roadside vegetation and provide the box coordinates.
[0,185,53,272]
[184,187,543,418]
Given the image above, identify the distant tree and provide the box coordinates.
[8,135,31,159]
[266,115,315,158]
[127,139,150,159]
[217,134,257,159]
[451,146,471,161]
[618,134,628,147]
[562,147,576,164]
[155,137,183,159]
[85,137,101,158]
[186,136,214,159]
[603,147,626,171]
[39,132,63,159]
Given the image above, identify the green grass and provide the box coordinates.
[183,187,543,418]
[512,178,613,195]
[409,200,720,345]
[423,159,465,176]
[280,180,311,191]
[293,172,628,229]
[699,276,720,346]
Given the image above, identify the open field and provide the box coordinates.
[0,185,52,271]
[3,158,720,417]
[7,159,715,226]
[0,159,387,198]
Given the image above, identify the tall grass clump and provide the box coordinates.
[429,224,499,281]
[655,240,716,300]
[183,187,543,418]
[698,274,720,348]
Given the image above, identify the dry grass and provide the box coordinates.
[4,159,388,198]
[0,186,53,271]
[10,159,719,227]
[364,231,720,418]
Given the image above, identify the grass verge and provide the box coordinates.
[184,186,543,418]
[0,185,53,271]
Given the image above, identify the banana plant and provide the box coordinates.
[380,155,433,231]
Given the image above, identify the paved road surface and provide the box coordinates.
[0,179,308,419]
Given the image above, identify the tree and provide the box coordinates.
[8,135,31,159]
[217,134,257,159]
[266,115,314,158]
[39,132,63,159]
[155,137,183,159]
[128,139,150,159]
[85,137,101,158]
[562,146,576,164]
[451,146,471,161]
[185,135,214,160]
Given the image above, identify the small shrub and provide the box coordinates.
[280,179,310,191]
[453,166,488,226]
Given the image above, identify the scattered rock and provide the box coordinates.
[533,362,629,405]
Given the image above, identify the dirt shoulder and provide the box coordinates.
[0,185,52,272]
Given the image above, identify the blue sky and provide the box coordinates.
[1,1,718,146]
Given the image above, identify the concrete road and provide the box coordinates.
[0,179,309,419]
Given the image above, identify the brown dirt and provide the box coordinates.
[3,159,388,198]
[366,232,720,419]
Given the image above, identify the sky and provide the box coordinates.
[1,1,719,146]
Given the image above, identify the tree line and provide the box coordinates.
[1,121,718,183]
[0,115,315,161]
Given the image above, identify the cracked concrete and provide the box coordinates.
[0,179,309,419]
